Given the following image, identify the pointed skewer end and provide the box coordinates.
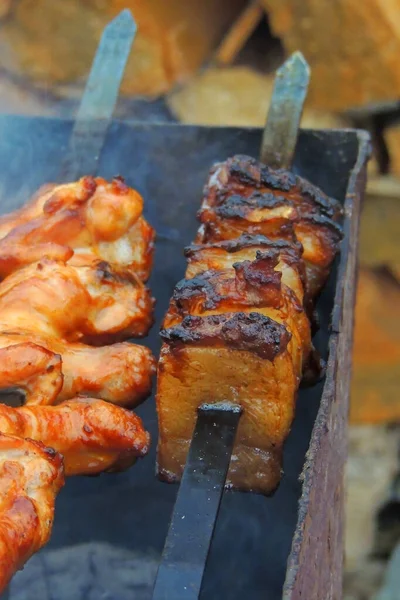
[106,9,137,34]
[278,51,310,81]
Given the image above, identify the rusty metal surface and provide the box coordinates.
[283,131,370,600]
[0,116,368,599]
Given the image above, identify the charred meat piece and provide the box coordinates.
[0,176,155,282]
[0,434,64,593]
[156,155,342,494]
[196,155,342,298]
[157,312,295,493]
[0,399,150,476]
[157,253,309,494]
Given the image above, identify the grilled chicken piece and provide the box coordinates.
[157,155,342,494]
[196,155,342,298]
[0,176,155,281]
[0,258,154,343]
[0,332,155,407]
[0,434,64,593]
[0,399,150,476]
[0,343,63,406]
[0,259,155,405]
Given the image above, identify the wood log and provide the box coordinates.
[168,66,348,128]
[385,125,400,179]
[0,0,247,98]
[214,0,264,66]
[261,0,400,111]
[351,268,400,425]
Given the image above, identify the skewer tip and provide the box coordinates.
[277,51,310,80]
[106,9,137,34]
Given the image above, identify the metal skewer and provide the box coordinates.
[60,8,136,181]
[0,9,136,414]
[0,16,136,598]
[152,51,311,600]
[260,51,310,168]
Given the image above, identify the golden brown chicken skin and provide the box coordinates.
[0,343,63,406]
[0,434,64,593]
[0,399,150,476]
[156,155,342,495]
[0,257,154,343]
[0,332,155,407]
[0,176,155,282]
[0,258,156,406]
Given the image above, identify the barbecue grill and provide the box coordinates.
[0,10,369,600]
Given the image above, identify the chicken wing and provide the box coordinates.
[0,399,150,476]
[0,434,64,593]
[0,256,154,343]
[0,332,155,407]
[0,176,155,281]
[0,258,156,406]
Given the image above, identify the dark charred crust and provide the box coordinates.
[213,192,292,219]
[185,233,302,257]
[233,250,281,290]
[229,155,297,191]
[173,273,222,311]
[160,312,291,361]
[207,155,341,221]
[173,252,282,313]
[300,213,343,239]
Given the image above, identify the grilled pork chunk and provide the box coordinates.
[196,155,342,300]
[156,155,342,494]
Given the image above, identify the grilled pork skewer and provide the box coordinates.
[156,155,342,495]
[196,155,342,300]
[0,434,64,592]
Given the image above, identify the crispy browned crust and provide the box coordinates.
[156,154,341,495]
[171,251,283,315]
[0,434,64,593]
[160,312,291,361]
[203,154,342,221]
[185,233,303,262]
[0,176,155,282]
[197,155,342,298]
[0,399,150,476]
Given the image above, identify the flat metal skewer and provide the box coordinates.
[0,10,136,414]
[153,52,311,600]
[260,51,310,168]
[152,403,242,600]
[59,9,136,181]
[0,12,135,600]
